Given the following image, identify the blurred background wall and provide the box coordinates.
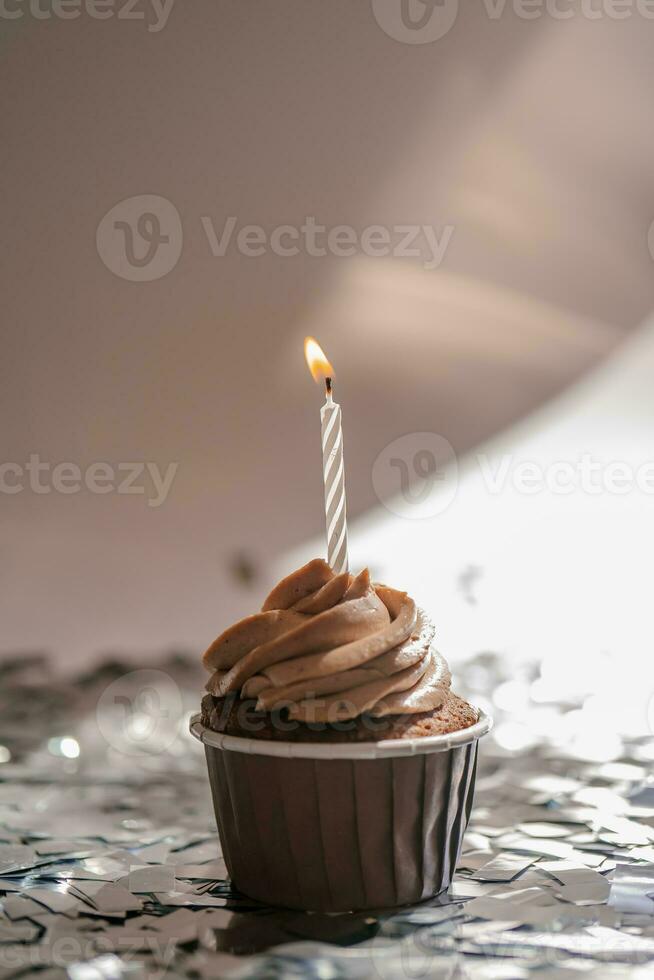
[2,0,654,665]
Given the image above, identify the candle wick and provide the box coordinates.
[325,377,333,400]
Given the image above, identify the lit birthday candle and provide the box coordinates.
[304,337,349,574]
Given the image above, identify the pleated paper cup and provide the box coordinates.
[190,710,492,913]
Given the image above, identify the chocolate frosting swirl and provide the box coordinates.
[202,559,451,722]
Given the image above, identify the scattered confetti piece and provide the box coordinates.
[471,852,536,882]
[608,864,654,915]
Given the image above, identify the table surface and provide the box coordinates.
[0,653,652,980]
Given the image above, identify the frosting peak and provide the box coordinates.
[202,559,451,722]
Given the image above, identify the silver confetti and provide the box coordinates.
[0,651,653,979]
[608,863,654,915]
[471,852,536,882]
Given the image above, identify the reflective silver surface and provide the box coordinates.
[0,652,653,978]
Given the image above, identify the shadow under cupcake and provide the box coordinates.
[191,558,491,912]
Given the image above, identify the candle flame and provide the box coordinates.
[304,336,335,384]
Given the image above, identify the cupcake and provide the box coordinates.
[191,559,490,912]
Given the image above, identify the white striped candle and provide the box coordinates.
[320,382,348,574]
[304,337,349,575]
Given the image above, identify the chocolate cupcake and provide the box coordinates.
[191,559,491,912]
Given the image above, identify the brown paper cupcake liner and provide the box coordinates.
[191,711,491,913]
